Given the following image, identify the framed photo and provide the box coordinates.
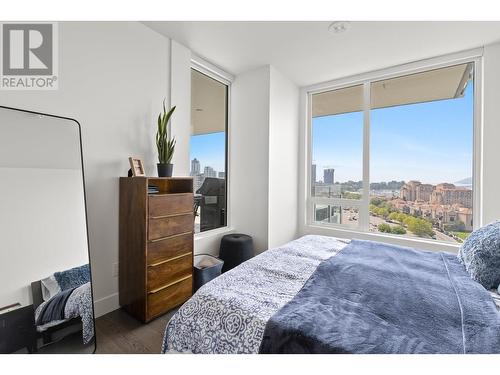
[128,157,145,177]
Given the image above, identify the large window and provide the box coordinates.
[190,68,228,234]
[310,61,476,244]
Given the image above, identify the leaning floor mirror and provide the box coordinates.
[0,106,96,354]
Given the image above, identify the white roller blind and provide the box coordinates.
[191,69,227,135]
[312,63,472,118]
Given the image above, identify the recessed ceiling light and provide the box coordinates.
[328,21,350,34]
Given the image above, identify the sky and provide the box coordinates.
[190,132,226,174]
[312,82,474,185]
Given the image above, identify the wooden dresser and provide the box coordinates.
[119,177,194,322]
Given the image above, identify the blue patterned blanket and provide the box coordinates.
[162,235,349,353]
[259,240,500,354]
[35,282,94,345]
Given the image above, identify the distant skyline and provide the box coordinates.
[312,83,474,185]
[190,132,226,173]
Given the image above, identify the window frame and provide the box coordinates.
[190,55,233,236]
[303,49,483,250]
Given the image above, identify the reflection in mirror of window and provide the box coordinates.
[190,69,228,234]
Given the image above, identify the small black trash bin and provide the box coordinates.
[193,254,224,292]
[219,233,254,273]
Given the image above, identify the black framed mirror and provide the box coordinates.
[0,105,96,354]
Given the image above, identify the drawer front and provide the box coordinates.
[147,276,192,319]
[147,254,193,292]
[147,232,193,265]
[149,194,193,217]
[148,214,194,241]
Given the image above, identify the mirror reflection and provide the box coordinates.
[0,106,95,354]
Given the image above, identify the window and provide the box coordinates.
[309,61,477,244]
[190,68,228,234]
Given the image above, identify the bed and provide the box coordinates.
[162,235,500,354]
[32,265,95,346]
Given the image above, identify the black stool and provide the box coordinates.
[219,233,254,273]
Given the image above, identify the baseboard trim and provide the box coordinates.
[93,292,119,318]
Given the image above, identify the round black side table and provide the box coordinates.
[219,233,254,273]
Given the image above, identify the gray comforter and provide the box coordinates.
[259,240,500,354]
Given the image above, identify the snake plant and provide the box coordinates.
[156,101,176,164]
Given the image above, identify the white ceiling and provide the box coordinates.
[143,21,500,86]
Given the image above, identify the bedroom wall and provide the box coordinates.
[230,66,271,253]
[268,67,300,248]
[482,42,500,226]
[230,65,300,253]
[0,22,171,317]
[169,40,191,177]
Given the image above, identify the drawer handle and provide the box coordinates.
[150,192,192,197]
[149,252,192,267]
[149,231,193,243]
[148,275,192,294]
[150,212,193,220]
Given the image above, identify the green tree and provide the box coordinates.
[378,223,392,233]
[407,218,434,237]
[378,207,389,218]
[391,226,407,235]
[388,212,399,221]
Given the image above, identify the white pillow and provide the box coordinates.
[40,275,61,301]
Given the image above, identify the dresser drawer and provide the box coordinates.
[147,253,192,292]
[148,213,194,241]
[147,232,193,265]
[149,194,193,217]
[147,276,192,319]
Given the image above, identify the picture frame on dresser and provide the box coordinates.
[119,177,194,322]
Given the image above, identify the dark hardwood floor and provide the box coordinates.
[95,308,177,354]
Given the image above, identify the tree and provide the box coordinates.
[396,213,408,223]
[388,212,399,221]
[407,218,434,237]
[378,223,392,233]
[378,207,389,218]
[391,226,406,235]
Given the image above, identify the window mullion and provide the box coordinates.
[361,82,371,231]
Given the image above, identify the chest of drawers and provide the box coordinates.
[119,177,194,322]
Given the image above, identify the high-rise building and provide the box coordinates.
[218,171,225,179]
[191,158,200,176]
[324,168,335,184]
[400,180,421,201]
[311,164,317,195]
[204,166,217,178]
[416,184,434,202]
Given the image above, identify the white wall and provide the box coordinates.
[482,42,500,226]
[268,66,300,248]
[228,65,300,253]
[169,40,191,177]
[0,22,171,316]
[230,66,271,253]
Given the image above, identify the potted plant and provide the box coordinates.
[156,101,176,177]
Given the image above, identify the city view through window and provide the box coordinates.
[190,68,228,234]
[311,63,474,244]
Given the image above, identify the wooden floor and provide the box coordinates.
[95,308,177,354]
